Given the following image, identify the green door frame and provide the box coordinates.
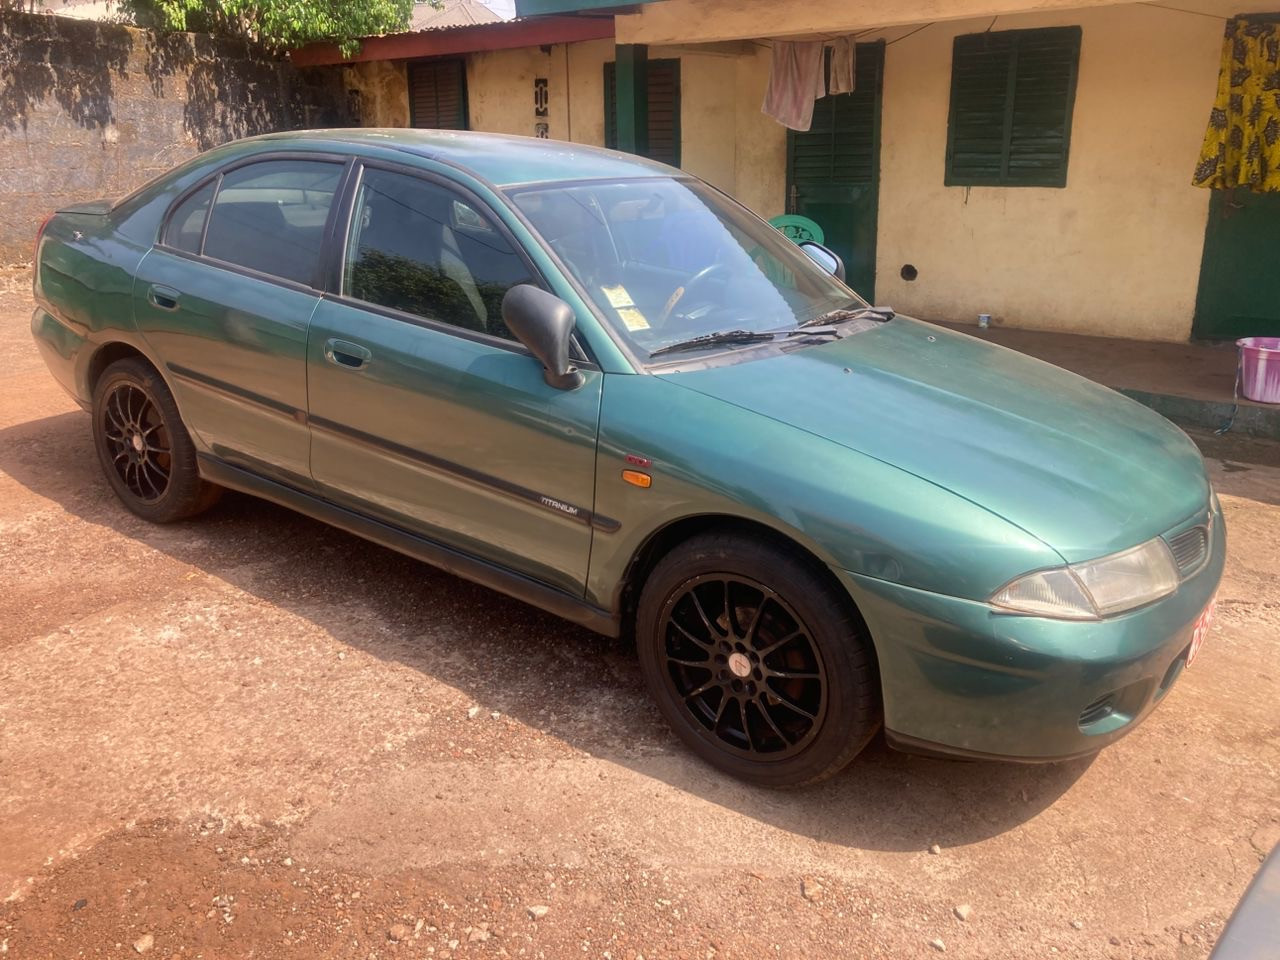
[784,41,884,303]
[614,44,649,157]
[1192,187,1280,341]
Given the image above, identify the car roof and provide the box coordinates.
[249,128,675,188]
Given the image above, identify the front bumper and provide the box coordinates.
[837,505,1226,761]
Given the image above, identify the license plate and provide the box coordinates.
[1186,598,1217,668]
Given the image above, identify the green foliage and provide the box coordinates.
[121,0,432,57]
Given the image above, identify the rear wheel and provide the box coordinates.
[92,357,221,523]
[637,532,880,787]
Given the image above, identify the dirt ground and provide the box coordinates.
[1,279,1277,960]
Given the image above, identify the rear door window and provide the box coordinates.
[202,159,342,286]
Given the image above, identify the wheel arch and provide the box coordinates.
[618,513,878,656]
[85,340,158,397]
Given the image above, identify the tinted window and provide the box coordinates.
[164,180,215,253]
[344,169,533,340]
[203,159,341,285]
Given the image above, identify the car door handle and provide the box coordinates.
[147,284,181,311]
[324,338,372,370]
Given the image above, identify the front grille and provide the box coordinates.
[1167,525,1210,578]
[1078,695,1114,727]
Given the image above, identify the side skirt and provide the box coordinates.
[197,454,621,638]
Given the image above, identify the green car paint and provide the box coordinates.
[30,129,1223,763]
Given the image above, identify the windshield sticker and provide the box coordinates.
[601,284,636,309]
[617,307,651,331]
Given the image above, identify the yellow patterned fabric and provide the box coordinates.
[1194,18,1280,192]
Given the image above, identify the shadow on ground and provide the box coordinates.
[0,411,1108,853]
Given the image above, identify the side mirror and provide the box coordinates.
[502,284,584,390]
[799,241,846,282]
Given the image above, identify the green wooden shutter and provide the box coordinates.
[604,59,681,167]
[787,44,883,188]
[409,59,468,130]
[945,26,1081,187]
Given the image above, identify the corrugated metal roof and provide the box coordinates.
[409,0,506,32]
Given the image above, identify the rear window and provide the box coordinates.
[201,159,342,286]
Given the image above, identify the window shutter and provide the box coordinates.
[946,26,1080,187]
[409,59,468,130]
[787,43,883,187]
[604,59,681,167]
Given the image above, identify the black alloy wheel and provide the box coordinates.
[637,532,881,787]
[91,356,221,523]
[100,381,172,502]
[659,574,827,760]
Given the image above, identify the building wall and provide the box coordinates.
[731,44,786,219]
[0,10,348,264]
[608,3,1236,341]
[869,5,1222,340]
[613,0,1261,45]
[457,39,749,199]
[344,60,409,127]
[468,44,566,139]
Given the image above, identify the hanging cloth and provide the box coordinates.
[762,40,826,131]
[1193,18,1280,192]
[829,36,857,95]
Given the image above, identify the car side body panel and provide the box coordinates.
[587,373,1063,611]
[29,130,1227,768]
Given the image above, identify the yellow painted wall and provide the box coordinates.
[868,5,1223,340]
[343,60,409,127]
[468,45,566,140]
[351,2,1240,341]
[459,40,758,205]
[616,0,1123,44]
[731,45,787,219]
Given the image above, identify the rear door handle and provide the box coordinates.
[324,338,372,370]
[147,284,181,311]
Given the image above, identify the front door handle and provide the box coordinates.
[324,338,372,370]
[147,284,181,311]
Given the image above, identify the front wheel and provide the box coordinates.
[91,356,221,523]
[636,532,881,787]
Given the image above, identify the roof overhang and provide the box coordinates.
[514,0,657,15]
[291,14,616,67]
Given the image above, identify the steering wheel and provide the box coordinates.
[656,262,732,328]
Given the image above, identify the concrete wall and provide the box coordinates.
[621,2,1250,341]
[335,2,1239,342]
[0,11,347,264]
[344,60,409,127]
[868,5,1222,340]
[455,40,780,212]
[614,0,1272,44]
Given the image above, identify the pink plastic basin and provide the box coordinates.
[1238,337,1280,404]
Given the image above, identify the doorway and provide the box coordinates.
[1193,188,1280,340]
[785,42,884,301]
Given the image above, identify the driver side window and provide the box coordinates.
[344,168,533,340]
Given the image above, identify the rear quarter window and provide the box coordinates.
[163,181,215,254]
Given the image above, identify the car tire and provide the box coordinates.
[637,532,881,787]
[91,356,221,523]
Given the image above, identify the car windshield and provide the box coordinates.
[508,177,869,359]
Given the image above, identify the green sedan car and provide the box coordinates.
[31,130,1223,787]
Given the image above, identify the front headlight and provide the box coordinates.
[991,538,1180,620]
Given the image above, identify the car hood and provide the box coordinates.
[665,317,1210,563]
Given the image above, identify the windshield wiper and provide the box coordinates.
[797,305,896,329]
[649,329,779,358]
